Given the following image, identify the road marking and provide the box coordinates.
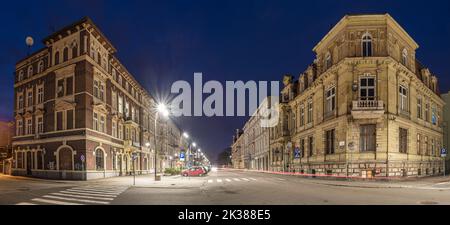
[242,178,250,181]
[42,195,110,205]
[16,202,37,205]
[277,178,286,181]
[217,179,223,183]
[30,198,83,205]
[60,190,117,198]
[68,188,123,195]
[250,178,257,181]
[233,178,241,181]
[225,179,232,182]
[208,180,213,183]
[51,192,114,201]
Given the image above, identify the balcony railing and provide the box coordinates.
[352,100,384,110]
[351,99,384,119]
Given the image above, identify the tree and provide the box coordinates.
[216,147,232,167]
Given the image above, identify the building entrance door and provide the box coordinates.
[26,152,32,176]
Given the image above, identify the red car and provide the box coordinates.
[182,167,206,177]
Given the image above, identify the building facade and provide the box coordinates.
[12,17,183,180]
[442,91,450,172]
[232,14,445,178]
[0,121,14,174]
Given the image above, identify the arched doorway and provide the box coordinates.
[58,147,73,171]
[26,151,32,175]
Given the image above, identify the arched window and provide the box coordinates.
[18,70,24,81]
[95,148,105,170]
[58,147,73,171]
[97,51,102,65]
[27,66,33,78]
[54,51,60,65]
[362,33,372,57]
[63,47,69,62]
[402,48,408,66]
[38,60,44,73]
[72,45,78,58]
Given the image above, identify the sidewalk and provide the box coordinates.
[224,168,450,190]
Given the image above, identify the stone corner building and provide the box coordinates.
[12,17,185,180]
[233,14,445,178]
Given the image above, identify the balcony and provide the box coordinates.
[351,100,384,119]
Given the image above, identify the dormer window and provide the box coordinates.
[402,49,408,66]
[38,60,44,73]
[63,47,69,62]
[54,51,60,65]
[362,33,373,57]
[18,71,24,81]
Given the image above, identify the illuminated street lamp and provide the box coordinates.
[154,103,169,181]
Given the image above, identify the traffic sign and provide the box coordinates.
[294,147,301,159]
[180,152,185,162]
[80,154,85,162]
[441,148,447,157]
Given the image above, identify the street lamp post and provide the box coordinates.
[153,103,169,181]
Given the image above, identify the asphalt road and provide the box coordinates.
[2,169,450,205]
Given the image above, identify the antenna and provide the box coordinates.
[25,36,34,56]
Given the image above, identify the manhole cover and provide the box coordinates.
[419,200,438,205]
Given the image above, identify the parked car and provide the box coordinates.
[182,166,206,177]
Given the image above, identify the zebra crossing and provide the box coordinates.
[16,185,129,205]
[206,177,257,184]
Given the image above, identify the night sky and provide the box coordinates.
[1,0,449,162]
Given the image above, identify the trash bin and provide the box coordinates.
[155,175,161,181]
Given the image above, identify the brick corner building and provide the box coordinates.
[12,17,187,180]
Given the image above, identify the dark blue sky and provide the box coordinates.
[1,0,449,161]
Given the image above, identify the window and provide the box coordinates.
[54,51,60,65]
[99,115,105,133]
[27,66,33,78]
[125,101,130,118]
[417,134,423,155]
[38,61,44,73]
[399,86,408,112]
[325,86,336,113]
[112,121,117,138]
[95,149,104,170]
[118,95,123,114]
[16,119,23,136]
[57,78,65,98]
[37,116,44,134]
[308,136,314,156]
[401,49,408,66]
[118,75,122,86]
[66,77,73,95]
[425,136,429,155]
[37,86,44,104]
[360,76,375,100]
[425,102,430,122]
[417,97,422,119]
[431,105,437,125]
[307,99,313,124]
[300,104,305,126]
[63,47,69,62]
[118,123,123,140]
[362,33,373,57]
[93,79,104,101]
[399,128,408,153]
[325,129,335,155]
[325,52,332,69]
[66,110,74,130]
[93,112,98,131]
[27,89,33,107]
[72,45,78,58]
[18,71,24,81]
[360,124,376,152]
[431,139,435,156]
[131,106,135,121]
[112,91,117,111]
[26,118,33,135]
[56,111,63,131]
[112,69,117,81]
[17,93,24,109]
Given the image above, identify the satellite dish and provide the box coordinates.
[25,36,34,47]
